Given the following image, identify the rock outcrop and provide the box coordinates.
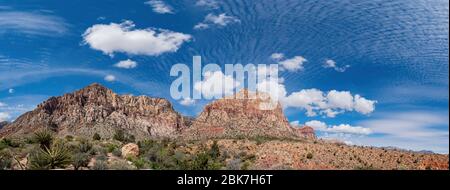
[0,83,187,140]
[182,89,315,140]
[121,143,139,158]
[0,84,315,141]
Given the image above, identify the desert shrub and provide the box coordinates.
[0,150,13,170]
[102,143,117,153]
[113,130,136,143]
[129,157,150,169]
[96,154,108,161]
[208,141,220,160]
[109,160,134,170]
[241,161,251,170]
[306,153,313,159]
[92,160,108,170]
[92,133,101,141]
[29,142,71,170]
[72,153,90,170]
[33,129,54,149]
[226,158,242,170]
[65,135,74,142]
[77,139,92,154]
[112,148,122,157]
[91,145,107,156]
[1,138,21,148]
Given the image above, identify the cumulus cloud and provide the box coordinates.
[179,97,196,106]
[104,74,116,82]
[0,112,11,122]
[0,102,6,107]
[0,11,68,36]
[194,71,240,99]
[8,89,14,94]
[323,59,350,72]
[82,21,191,56]
[277,56,307,72]
[354,95,377,114]
[283,89,376,117]
[303,120,372,135]
[196,0,219,9]
[114,59,137,69]
[145,0,173,14]
[194,13,240,30]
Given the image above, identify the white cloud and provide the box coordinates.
[283,89,376,117]
[82,20,192,56]
[326,90,354,111]
[0,11,68,36]
[278,56,307,72]
[353,111,449,153]
[270,53,284,60]
[0,102,6,107]
[304,120,372,135]
[8,89,14,94]
[354,95,376,115]
[194,71,240,98]
[196,0,219,9]
[304,120,327,130]
[194,13,240,30]
[0,112,11,122]
[193,23,209,30]
[114,59,137,69]
[327,124,373,135]
[104,74,116,82]
[323,59,350,72]
[145,0,173,14]
[179,97,196,106]
[282,89,326,117]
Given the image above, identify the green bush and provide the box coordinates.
[113,130,135,143]
[29,142,71,170]
[77,139,92,153]
[33,129,54,149]
[92,160,108,170]
[92,133,101,141]
[208,141,220,160]
[0,150,13,170]
[65,135,74,142]
[0,138,21,148]
[72,153,90,170]
[112,148,122,157]
[110,160,134,170]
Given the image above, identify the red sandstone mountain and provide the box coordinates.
[182,89,315,140]
[0,84,314,141]
[0,83,187,139]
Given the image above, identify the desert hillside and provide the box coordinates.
[0,84,448,170]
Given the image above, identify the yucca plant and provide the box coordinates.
[33,129,54,149]
[29,142,71,170]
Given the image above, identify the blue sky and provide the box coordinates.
[0,0,448,153]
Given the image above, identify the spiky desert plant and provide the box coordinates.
[33,129,54,149]
[29,142,71,170]
[77,139,92,154]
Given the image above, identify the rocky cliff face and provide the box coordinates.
[182,89,315,140]
[0,84,314,141]
[0,83,187,139]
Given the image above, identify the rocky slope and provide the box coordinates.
[182,89,315,140]
[0,83,188,140]
[184,139,449,170]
